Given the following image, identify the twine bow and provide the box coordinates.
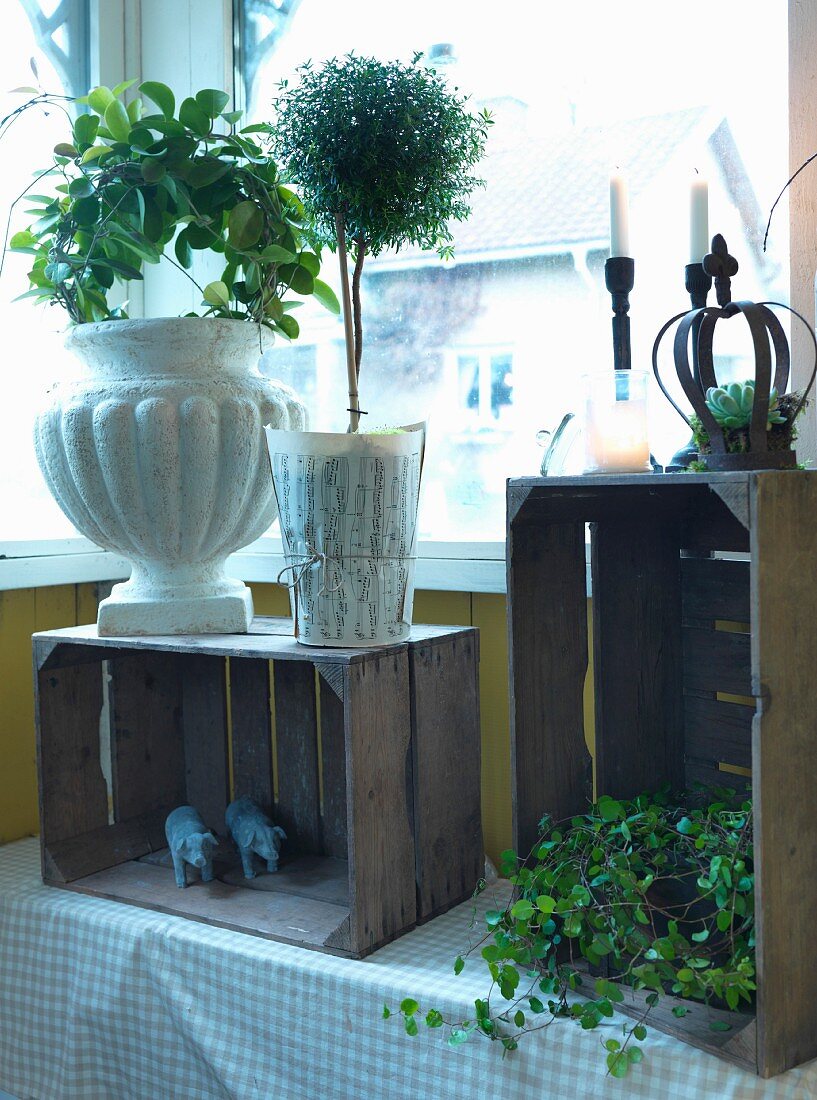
[276,544,419,639]
[276,543,344,599]
[277,544,344,640]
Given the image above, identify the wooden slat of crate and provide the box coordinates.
[508,520,591,857]
[109,651,185,822]
[751,472,817,1077]
[36,659,108,879]
[679,556,754,789]
[318,666,347,860]
[509,475,704,524]
[344,650,416,955]
[684,758,751,796]
[681,557,751,623]
[579,961,756,1070]
[229,658,274,811]
[592,519,685,800]
[181,655,229,833]
[63,858,351,953]
[508,474,750,553]
[44,812,167,882]
[679,490,750,554]
[682,626,751,696]
[408,629,482,921]
[273,660,321,853]
[684,694,753,771]
[33,618,463,665]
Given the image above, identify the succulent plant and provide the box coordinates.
[704,380,787,431]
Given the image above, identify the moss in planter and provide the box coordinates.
[692,390,807,457]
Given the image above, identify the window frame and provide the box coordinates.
[1,0,809,593]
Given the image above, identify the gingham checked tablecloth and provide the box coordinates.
[1,838,816,1100]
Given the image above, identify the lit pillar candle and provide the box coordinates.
[609,171,630,257]
[584,370,651,473]
[690,175,709,264]
[586,400,650,471]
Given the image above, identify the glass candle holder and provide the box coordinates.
[583,369,651,473]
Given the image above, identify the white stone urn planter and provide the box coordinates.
[35,318,304,635]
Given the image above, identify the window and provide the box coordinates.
[261,344,318,417]
[1,1,89,540]
[0,2,799,589]
[456,350,514,427]
[238,0,789,541]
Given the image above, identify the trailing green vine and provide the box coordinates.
[386,788,754,1078]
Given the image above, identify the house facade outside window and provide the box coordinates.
[240,0,789,542]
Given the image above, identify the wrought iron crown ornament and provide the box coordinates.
[652,234,817,470]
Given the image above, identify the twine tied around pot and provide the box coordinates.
[276,544,418,639]
[277,544,345,598]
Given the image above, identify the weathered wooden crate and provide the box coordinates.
[33,618,482,959]
[507,471,817,1078]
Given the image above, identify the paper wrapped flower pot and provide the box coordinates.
[36,318,305,635]
[265,425,425,647]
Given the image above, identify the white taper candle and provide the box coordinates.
[609,171,630,258]
[690,175,709,264]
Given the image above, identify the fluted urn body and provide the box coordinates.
[35,318,304,635]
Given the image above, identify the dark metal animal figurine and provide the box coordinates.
[226,797,287,879]
[165,805,218,889]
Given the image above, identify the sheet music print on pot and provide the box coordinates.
[268,426,424,645]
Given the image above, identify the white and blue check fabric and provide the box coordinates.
[1,838,815,1100]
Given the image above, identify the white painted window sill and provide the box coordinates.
[0,537,508,594]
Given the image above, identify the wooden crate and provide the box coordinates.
[507,471,817,1078]
[33,617,482,959]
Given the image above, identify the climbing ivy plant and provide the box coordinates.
[386,788,755,1078]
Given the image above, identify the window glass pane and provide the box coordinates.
[1,1,89,540]
[457,355,479,414]
[490,354,513,422]
[240,0,788,540]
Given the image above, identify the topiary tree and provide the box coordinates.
[273,52,492,431]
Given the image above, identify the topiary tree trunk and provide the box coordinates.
[334,211,367,433]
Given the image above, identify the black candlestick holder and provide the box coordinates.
[665,261,713,471]
[603,255,659,469]
[684,262,714,386]
[605,256,634,372]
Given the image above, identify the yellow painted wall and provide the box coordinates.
[0,583,98,845]
[0,583,520,863]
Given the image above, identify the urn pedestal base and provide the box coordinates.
[98,576,253,636]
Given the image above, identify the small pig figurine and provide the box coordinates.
[226,797,287,879]
[165,805,218,889]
